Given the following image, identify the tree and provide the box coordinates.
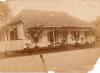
[28,26,43,48]
[0,1,12,26]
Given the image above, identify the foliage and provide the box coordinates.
[28,26,43,47]
[0,1,12,26]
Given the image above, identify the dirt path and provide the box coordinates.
[0,48,99,72]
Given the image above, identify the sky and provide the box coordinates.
[7,0,100,22]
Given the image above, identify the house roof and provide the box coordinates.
[10,9,95,28]
[0,9,96,33]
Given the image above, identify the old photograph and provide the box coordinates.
[0,0,100,73]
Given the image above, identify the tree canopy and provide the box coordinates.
[0,1,12,26]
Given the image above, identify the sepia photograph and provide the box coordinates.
[0,0,100,73]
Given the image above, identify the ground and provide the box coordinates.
[0,48,99,73]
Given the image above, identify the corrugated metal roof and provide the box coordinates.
[11,9,95,28]
[0,9,96,34]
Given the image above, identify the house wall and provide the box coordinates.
[0,40,25,52]
[17,23,25,40]
[37,33,49,47]
[0,22,26,52]
[0,26,95,52]
[31,29,96,48]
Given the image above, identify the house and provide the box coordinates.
[0,10,96,52]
